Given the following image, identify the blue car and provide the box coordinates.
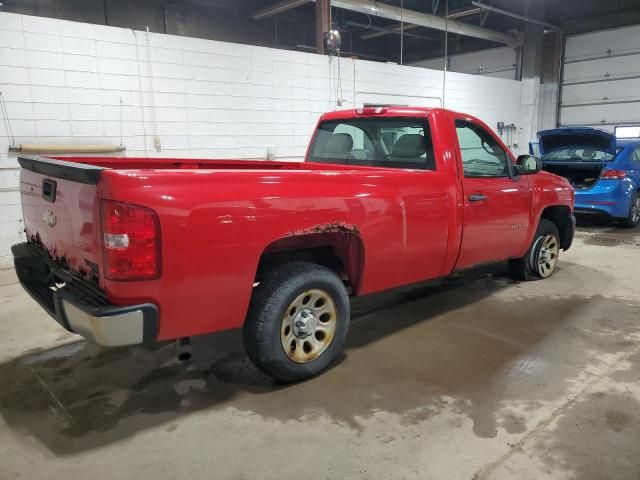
[533,127,640,228]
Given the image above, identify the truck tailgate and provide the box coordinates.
[19,155,104,280]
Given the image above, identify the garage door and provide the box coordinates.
[560,24,640,131]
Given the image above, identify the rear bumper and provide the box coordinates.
[574,182,633,218]
[574,206,614,218]
[12,242,158,346]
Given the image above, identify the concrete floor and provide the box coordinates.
[1,222,640,480]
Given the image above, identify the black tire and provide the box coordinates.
[509,219,561,281]
[243,261,350,383]
[618,192,640,228]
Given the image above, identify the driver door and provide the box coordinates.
[455,118,531,269]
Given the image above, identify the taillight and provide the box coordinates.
[601,169,627,180]
[101,200,161,281]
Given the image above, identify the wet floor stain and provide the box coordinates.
[536,390,640,480]
[605,410,631,433]
[1,264,639,455]
[610,352,640,384]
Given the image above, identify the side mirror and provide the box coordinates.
[515,154,542,175]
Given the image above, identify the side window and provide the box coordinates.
[634,147,640,163]
[455,120,509,178]
[383,124,435,170]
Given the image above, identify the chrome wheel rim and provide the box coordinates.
[536,234,559,278]
[280,289,337,364]
[631,197,640,224]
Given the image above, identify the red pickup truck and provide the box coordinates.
[13,107,575,382]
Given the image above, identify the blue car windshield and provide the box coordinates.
[542,148,615,162]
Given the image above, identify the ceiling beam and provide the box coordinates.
[471,1,558,30]
[252,0,310,20]
[316,0,331,53]
[360,23,419,40]
[253,0,520,47]
[331,0,520,46]
[345,21,438,41]
[447,7,482,19]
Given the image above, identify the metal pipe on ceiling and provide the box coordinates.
[360,9,479,40]
[252,0,310,20]
[254,0,520,46]
[360,6,480,40]
[332,0,519,46]
[360,23,418,40]
[447,7,481,19]
[471,1,558,30]
[347,21,435,40]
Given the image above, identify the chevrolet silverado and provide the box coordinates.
[13,107,575,382]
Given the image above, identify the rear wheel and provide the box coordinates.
[619,192,640,228]
[243,261,350,383]
[509,219,561,281]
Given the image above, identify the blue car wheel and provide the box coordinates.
[619,192,640,228]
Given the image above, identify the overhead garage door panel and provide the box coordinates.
[560,24,640,127]
[562,78,640,105]
[564,25,640,61]
[560,102,640,127]
[564,56,640,84]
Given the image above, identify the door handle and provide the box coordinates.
[468,193,488,202]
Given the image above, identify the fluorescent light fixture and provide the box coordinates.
[615,126,640,138]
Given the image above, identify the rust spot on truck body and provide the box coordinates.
[288,221,360,237]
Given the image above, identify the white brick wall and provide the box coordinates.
[411,47,519,80]
[0,12,527,268]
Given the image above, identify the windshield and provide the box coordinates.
[308,117,435,170]
[541,148,615,162]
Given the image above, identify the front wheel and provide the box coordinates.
[509,219,561,281]
[619,192,640,228]
[243,261,350,383]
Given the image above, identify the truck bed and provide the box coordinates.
[18,153,456,341]
[44,156,350,172]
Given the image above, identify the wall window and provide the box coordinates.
[455,120,509,177]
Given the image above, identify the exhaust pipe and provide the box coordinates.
[177,337,192,362]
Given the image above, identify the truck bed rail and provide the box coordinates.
[18,155,105,185]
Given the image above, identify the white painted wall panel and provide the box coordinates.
[0,11,527,267]
[411,47,518,80]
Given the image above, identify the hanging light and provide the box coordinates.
[323,29,342,55]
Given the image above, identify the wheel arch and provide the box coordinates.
[256,231,365,295]
[540,205,573,249]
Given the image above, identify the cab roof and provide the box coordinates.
[320,106,438,121]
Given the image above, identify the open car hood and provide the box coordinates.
[537,128,616,156]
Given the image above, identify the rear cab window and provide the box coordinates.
[308,117,436,170]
